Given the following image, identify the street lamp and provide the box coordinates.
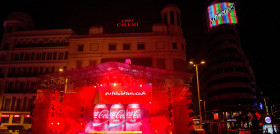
[189,60,205,129]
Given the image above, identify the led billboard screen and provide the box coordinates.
[208,2,238,27]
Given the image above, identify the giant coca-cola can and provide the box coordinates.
[93,104,109,131]
[126,104,142,131]
[109,104,125,130]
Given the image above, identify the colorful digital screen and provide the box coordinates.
[208,2,238,27]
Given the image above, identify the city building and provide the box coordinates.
[0,5,193,133]
[200,1,262,133]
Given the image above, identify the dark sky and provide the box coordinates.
[0,0,279,104]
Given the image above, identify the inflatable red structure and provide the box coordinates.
[32,62,194,134]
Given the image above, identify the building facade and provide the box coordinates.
[201,1,261,133]
[0,5,189,132]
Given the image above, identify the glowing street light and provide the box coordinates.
[59,68,64,72]
[189,60,205,129]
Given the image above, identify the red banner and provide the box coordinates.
[99,84,152,104]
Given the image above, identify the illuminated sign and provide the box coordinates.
[117,19,139,27]
[99,84,152,104]
[227,119,237,122]
[125,59,131,64]
[2,114,9,117]
[89,131,142,133]
[24,115,31,118]
[265,116,272,124]
[214,113,219,120]
[13,115,20,117]
[260,102,263,110]
[208,2,238,27]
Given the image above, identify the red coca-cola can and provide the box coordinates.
[109,104,125,130]
[126,104,142,131]
[92,104,109,131]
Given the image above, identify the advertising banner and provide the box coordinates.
[99,84,152,104]
[208,2,238,27]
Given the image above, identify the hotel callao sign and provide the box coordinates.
[117,19,139,27]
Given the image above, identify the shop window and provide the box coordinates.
[1,114,10,123]
[12,114,21,123]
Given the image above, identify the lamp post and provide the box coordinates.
[189,60,205,129]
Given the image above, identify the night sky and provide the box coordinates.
[0,0,279,104]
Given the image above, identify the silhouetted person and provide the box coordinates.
[252,114,260,134]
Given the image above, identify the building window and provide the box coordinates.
[164,13,167,25]
[20,53,24,61]
[31,53,35,60]
[64,52,68,60]
[78,44,84,52]
[25,53,30,60]
[157,59,166,69]
[137,43,145,50]
[89,60,97,66]
[53,52,57,60]
[4,98,11,110]
[46,52,52,60]
[90,43,99,51]
[172,42,177,49]
[58,52,64,60]
[40,67,44,74]
[170,11,175,25]
[42,52,46,60]
[1,114,10,123]
[36,53,41,60]
[156,41,165,49]
[123,44,130,50]
[76,61,82,68]
[109,44,116,51]
[177,13,180,26]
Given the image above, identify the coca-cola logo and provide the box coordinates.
[110,110,125,119]
[94,110,109,119]
[126,109,141,123]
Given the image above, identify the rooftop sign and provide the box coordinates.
[208,2,238,27]
[117,19,139,27]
